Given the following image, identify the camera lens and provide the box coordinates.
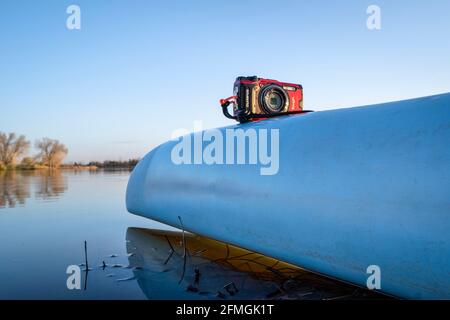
[265,91,283,111]
[259,85,289,114]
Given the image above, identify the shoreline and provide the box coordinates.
[0,165,135,171]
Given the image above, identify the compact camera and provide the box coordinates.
[220,76,304,123]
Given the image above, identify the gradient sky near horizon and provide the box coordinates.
[1,0,449,162]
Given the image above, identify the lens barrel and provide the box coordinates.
[259,84,289,114]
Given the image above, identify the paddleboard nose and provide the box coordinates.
[126,148,158,215]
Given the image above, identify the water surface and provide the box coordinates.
[0,170,386,300]
[0,169,166,299]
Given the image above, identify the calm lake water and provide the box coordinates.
[0,169,168,299]
[0,170,385,300]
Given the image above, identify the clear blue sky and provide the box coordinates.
[1,0,449,162]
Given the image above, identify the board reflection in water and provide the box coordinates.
[126,228,388,300]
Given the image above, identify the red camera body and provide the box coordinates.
[220,76,304,123]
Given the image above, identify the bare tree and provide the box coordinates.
[20,157,36,167]
[35,138,68,168]
[0,132,30,166]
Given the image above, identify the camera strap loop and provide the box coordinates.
[219,96,237,120]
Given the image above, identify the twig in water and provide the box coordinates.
[163,235,177,264]
[178,215,187,284]
[83,269,88,291]
[84,240,89,270]
[163,250,174,265]
[224,282,239,296]
[164,235,176,253]
[178,216,187,258]
[83,240,89,291]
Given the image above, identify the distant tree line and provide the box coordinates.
[86,159,139,169]
[0,131,68,170]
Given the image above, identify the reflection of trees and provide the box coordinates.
[34,170,68,200]
[0,171,31,208]
[0,170,68,208]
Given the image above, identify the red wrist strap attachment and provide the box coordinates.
[219,96,237,120]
